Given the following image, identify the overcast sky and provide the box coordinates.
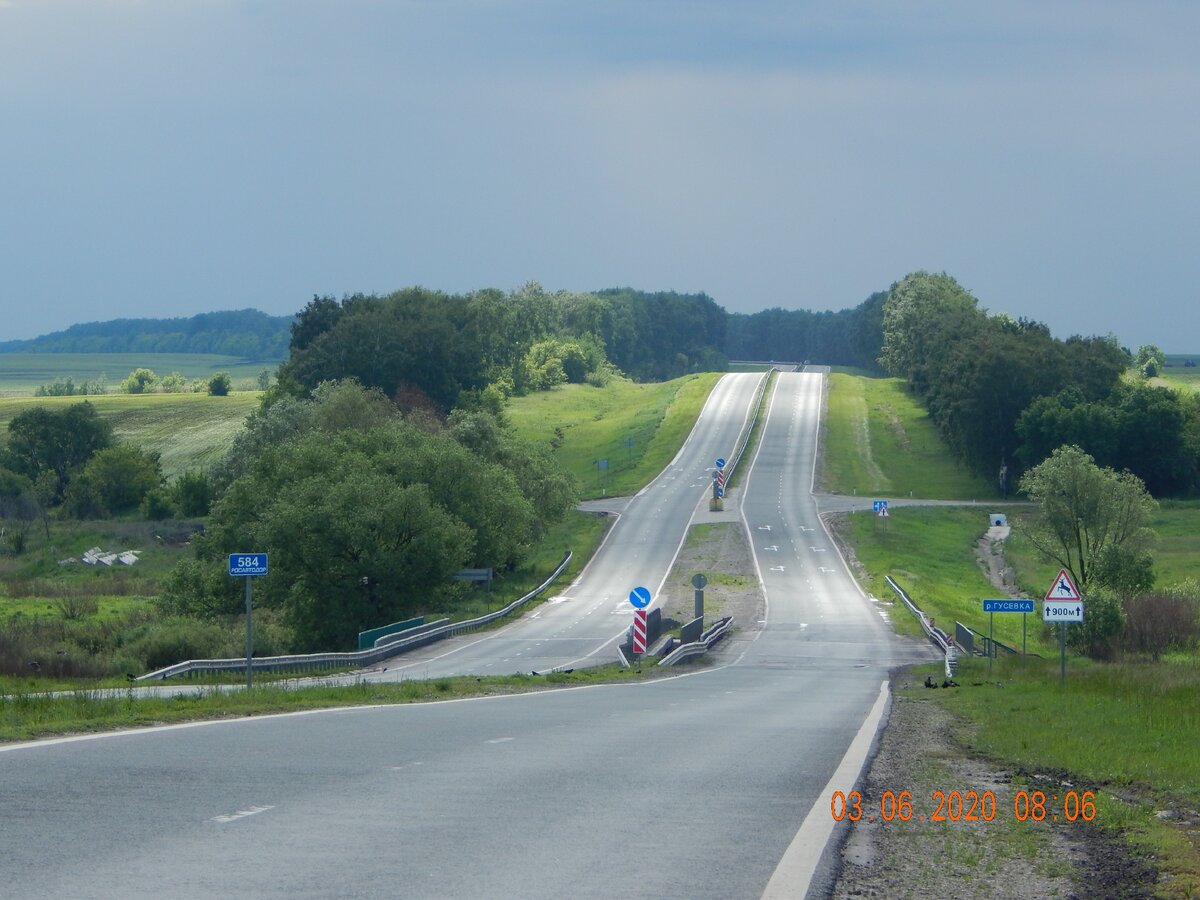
[2,1,1197,351]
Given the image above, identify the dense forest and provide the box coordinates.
[0,309,293,358]
[878,271,1200,496]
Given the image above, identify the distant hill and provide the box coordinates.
[0,309,293,359]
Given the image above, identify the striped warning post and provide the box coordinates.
[632,608,647,654]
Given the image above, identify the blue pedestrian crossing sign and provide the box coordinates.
[229,553,269,577]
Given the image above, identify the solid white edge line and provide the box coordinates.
[760,678,890,900]
[737,371,783,632]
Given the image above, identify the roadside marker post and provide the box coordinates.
[629,586,651,657]
[692,573,707,622]
[229,554,268,688]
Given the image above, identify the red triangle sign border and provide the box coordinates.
[1045,568,1082,602]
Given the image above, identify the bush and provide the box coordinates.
[160,371,186,393]
[208,372,232,396]
[2,523,29,556]
[140,487,176,520]
[1122,591,1200,660]
[1065,589,1125,660]
[36,378,77,397]
[63,446,164,518]
[120,368,159,394]
[120,618,240,671]
[171,470,213,517]
[157,559,244,619]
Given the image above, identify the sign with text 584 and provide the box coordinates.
[1043,599,1083,622]
[229,553,268,577]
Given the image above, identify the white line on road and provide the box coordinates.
[761,680,889,900]
[212,805,274,823]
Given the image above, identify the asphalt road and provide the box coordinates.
[0,371,937,899]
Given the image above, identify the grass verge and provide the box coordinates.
[0,666,657,744]
[910,655,1200,898]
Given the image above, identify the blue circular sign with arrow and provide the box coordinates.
[715,457,726,469]
[629,586,652,609]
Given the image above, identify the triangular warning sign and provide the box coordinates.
[1045,568,1081,601]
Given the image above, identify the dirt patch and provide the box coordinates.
[976,530,1023,596]
[658,522,765,641]
[831,674,1159,899]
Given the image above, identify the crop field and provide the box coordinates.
[0,352,279,396]
[0,391,261,478]
[821,373,997,500]
[1159,358,1200,393]
[506,373,722,498]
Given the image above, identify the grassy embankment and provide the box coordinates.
[821,371,996,500]
[0,352,277,396]
[1,371,722,733]
[506,372,722,500]
[823,371,1200,897]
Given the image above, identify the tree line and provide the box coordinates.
[0,309,292,358]
[878,271,1200,497]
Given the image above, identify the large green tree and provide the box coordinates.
[1018,445,1157,596]
[197,420,554,649]
[3,402,114,501]
[63,446,164,518]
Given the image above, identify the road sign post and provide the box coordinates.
[229,554,268,688]
[982,599,1035,666]
[1043,570,1083,685]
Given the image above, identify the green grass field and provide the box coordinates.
[0,391,262,478]
[506,373,722,499]
[837,505,1048,650]
[915,654,1200,896]
[821,373,997,500]
[0,352,278,396]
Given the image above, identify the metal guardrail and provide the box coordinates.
[658,616,734,666]
[136,552,573,681]
[721,372,771,491]
[885,576,957,678]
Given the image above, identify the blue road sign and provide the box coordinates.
[229,553,268,577]
[629,586,652,609]
[983,599,1035,613]
[715,457,726,469]
[716,486,724,498]
[872,499,889,514]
